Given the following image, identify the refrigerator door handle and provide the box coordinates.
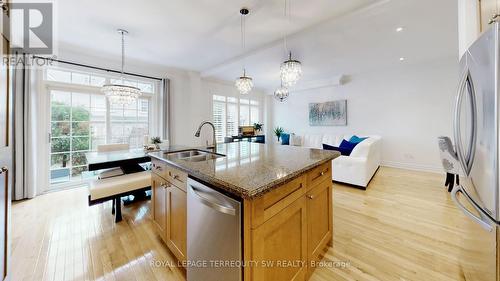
[451,185,494,232]
[454,69,477,175]
[464,76,477,173]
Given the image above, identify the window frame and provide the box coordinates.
[211,94,263,142]
[42,67,158,190]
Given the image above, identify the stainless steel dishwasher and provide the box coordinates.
[187,178,242,281]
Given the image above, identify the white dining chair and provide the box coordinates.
[96,143,130,179]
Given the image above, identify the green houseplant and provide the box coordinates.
[151,137,162,145]
[253,123,263,134]
[273,126,284,142]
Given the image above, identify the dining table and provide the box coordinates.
[85,148,153,173]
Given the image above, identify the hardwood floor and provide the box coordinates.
[11,167,467,281]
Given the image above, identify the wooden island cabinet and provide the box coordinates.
[243,161,332,281]
[151,160,188,264]
[149,143,338,281]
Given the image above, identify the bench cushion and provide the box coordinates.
[89,171,151,201]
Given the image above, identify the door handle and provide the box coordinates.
[451,185,493,232]
[454,69,476,175]
[0,167,7,175]
[189,185,236,216]
[465,76,477,173]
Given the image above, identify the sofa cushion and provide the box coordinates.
[323,143,351,156]
[349,135,368,144]
[290,135,302,146]
[339,140,358,156]
[322,135,346,147]
[303,134,324,149]
[281,133,290,145]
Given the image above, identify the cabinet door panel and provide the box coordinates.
[306,179,333,277]
[480,0,497,32]
[252,197,307,281]
[152,173,166,237]
[166,185,187,262]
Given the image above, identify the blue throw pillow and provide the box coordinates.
[323,143,351,156]
[349,135,368,144]
[281,133,290,145]
[338,139,358,156]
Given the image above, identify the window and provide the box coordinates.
[212,95,226,143]
[46,67,156,187]
[50,91,106,184]
[212,95,261,142]
[110,99,150,148]
[227,98,238,137]
[239,99,250,126]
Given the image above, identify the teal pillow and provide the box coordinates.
[349,135,368,144]
[281,133,290,145]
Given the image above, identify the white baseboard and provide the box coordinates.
[381,161,444,174]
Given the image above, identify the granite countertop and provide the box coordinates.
[149,142,340,199]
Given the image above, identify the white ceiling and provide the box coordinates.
[53,0,458,91]
[55,0,376,71]
[203,0,459,91]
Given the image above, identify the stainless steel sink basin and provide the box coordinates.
[165,149,225,162]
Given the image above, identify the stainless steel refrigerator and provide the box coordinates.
[451,22,500,281]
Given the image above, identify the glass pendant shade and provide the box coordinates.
[274,85,289,102]
[235,69,253,95]
[280,52,302,87]
[102,29,142,105]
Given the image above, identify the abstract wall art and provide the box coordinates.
[309,100,347,126]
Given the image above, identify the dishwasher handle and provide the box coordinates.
[189,185,236,216]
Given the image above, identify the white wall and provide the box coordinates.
[268,56,459,172]
[458,0,480,57]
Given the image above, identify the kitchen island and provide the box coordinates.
[149,142,340,281]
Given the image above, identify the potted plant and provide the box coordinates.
[273,126,284,142]
[151,137,162,149]
[253,123,263,134]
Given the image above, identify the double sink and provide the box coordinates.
[165,149,226,162]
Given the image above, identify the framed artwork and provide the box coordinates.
[309,100,347,126]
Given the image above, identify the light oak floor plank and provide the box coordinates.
[11,167,465,281]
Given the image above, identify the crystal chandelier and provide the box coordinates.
[280,0,302,87]
[235,8,253,95]
[281,51,302,87]
[102,29,142,105]
[274,83,289,102]
[235,69,253,95]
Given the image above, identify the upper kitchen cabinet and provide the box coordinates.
[459,0,499,57]
[480,0,498,31]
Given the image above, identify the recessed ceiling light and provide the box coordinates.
[399,57,405,61]
[396,27,404,32]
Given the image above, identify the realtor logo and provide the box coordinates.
[4,3,53,54]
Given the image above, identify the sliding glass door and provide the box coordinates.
[49,90,106,186]
[49,89,151,189]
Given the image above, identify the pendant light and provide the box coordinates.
[101,29,142,105]
[274,81,289,102]
[235,8,253,95]
[280,0,302,87]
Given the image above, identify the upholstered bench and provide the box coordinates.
[88,171,151,222]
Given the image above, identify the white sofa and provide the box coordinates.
[293,134,382,188]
